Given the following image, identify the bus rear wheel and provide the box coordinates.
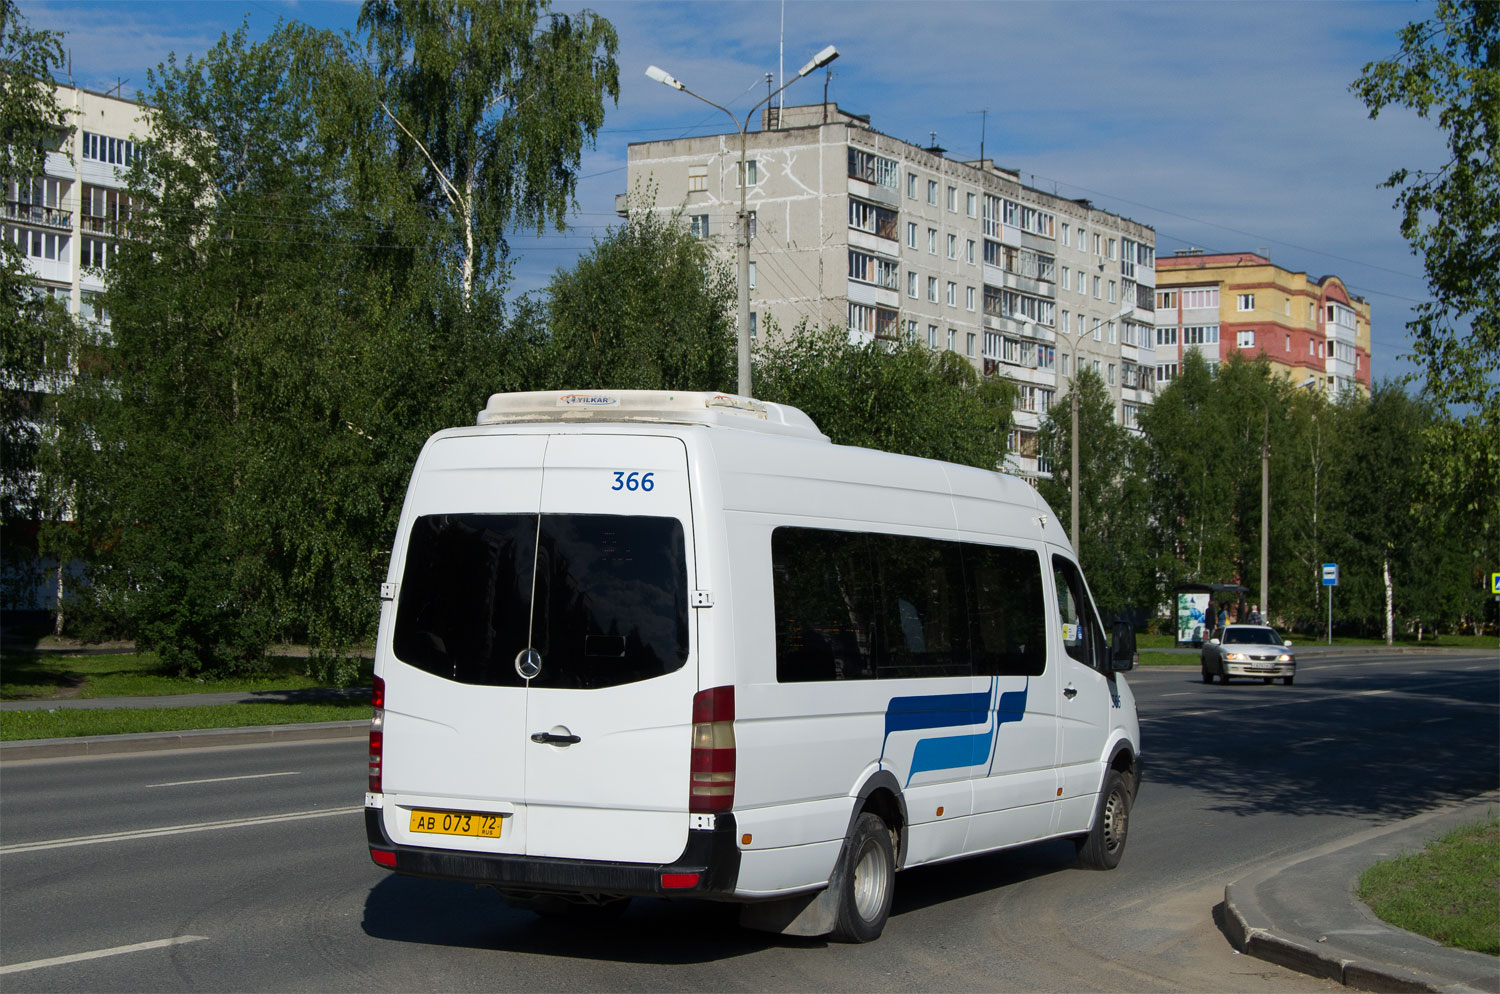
[829,812,895,943]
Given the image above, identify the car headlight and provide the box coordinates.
[1225,652,1247,661]
[1278,653,1292,662]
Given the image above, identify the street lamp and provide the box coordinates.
[1065,306,1134,555]
[646,45,840,397]
[1260,375,1319,621]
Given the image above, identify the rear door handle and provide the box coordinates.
[1063,686,1079,699]
[531,732,582,745]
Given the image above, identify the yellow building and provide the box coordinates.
[1154,251,1371,397]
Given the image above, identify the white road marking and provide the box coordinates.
[1161,692,1193,697]
[0,935,208,975]
[0,806,361,855]
[148,771,300,788]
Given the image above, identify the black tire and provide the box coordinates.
[1076,769,1132,870]
[1283,675,1294,686]
[829,811,895,943]
[1218,671,1231,685]
[1201,665,1212,684]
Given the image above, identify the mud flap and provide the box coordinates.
[739,883,841,937]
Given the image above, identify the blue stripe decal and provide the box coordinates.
[879,678,1032,786]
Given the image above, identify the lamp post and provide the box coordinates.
[1260,376,1319,621]
[646,45,839,398]
[1065,306,1134,555]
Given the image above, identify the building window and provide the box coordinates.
[907,172,917,199]
[1108,321,1117,344]
[738,159,758,186]
[1309,302,1316,322]
[1093,275,1101,298]
[848,249,898,289]
[947,186,957,212]
[927,179,938,205]
[749,311,758,339]
[748,261,757,289]
[928,276,938,302]
[966,239,975,264]
[1061,309,1070,333]
[908,271,918,298]
[848,148,898,189]
[928,228,937,254]
[1182,287,1219,309]
[1286,333,1291,351]
[1157,326,1178,346]
[849,199,898,240]
[966,192,976,217]
[966,286,975,311]
[1077,270,1086,294]
[905,319,919,343]
[689,214,709,238]
[1157,289,1177,309]
[1061,222,1070,244]
[1075,312,1085,336]
[847,302,898,339]
[1108,280,1116,303]
[907,222,917,248]
[81,131,141,166]
[1061,354,1070,376]
[1237,293,1255,311]
[1108,363,1116,386]
[1284,298,1291,316]
[1238,329,1256,348]
[946,281,956,306]
[1157,362,1179,381]
[1094,233,1102,255]
[1108,238,1117,260]
[947,233,957,259]
[966,332,976,357]
[1183,325,1220,345]
[1062,265,1070,289]
[928,324,938,349]
[688,164,707,192]
[948,328,957,351]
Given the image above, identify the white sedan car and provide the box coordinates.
[1201,625,1296,685]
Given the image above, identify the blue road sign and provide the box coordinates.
[1322,563,1339,586]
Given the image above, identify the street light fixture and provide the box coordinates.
[645,45,839,397]
[1260,375,1319,621]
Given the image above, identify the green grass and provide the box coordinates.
[0,651,368,701]
[1357,816,1500,956]
[0,701,371,741]
[1140,650,1195,666]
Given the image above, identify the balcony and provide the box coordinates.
[4,200,71,230]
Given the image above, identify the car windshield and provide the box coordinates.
[1223,626,1280,645]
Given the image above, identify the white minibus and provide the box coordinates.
[365,390,1140,941]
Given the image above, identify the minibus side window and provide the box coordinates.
[772,528,876,682]
[1052,555,1107,672]
[967,545,1047,676]
[871,534,969,680]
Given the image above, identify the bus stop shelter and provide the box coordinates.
[1172,583,1248,647]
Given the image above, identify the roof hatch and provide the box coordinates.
[476,390,829,441]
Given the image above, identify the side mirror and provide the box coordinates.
[1209,638,1221,646]
[1110,620,1137,672]
[1283,640,1293,648]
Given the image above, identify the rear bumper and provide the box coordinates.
[365,807,741,899]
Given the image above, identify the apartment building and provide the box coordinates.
[2,84,145,609]
[4,83,143,336]
[1154,251,1372,398]
[620,102,1158,479]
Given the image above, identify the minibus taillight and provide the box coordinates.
[690,686,735,813]
[368,675,385,794]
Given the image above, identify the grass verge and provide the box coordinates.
[0,702,371,741]
[1357,816,1500,956]
[0,651,369,701]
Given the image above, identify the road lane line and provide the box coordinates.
[0,935,208,975]
[148,771,300,788]
[0,806,361,855]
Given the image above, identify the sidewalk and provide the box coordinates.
[1225,791,1500,993]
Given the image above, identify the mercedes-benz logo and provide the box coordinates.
[514,647,542,680]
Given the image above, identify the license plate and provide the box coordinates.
[409,809,502,838]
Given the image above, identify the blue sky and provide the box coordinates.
[22,0,1440,387]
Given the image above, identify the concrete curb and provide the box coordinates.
[0,720,367,762]
[1223,793,1500,994]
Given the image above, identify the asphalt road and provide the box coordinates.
[1,649,1495,992]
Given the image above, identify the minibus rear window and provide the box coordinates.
[393,513,689,689]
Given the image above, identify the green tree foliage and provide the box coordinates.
[1036,366,1152,619]
[0,0,70,528]
[1352,0,1500,525]
[754,322,1013,469]
[358,0,619,306]
[52,23,515,676]
[524,204,736,390]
